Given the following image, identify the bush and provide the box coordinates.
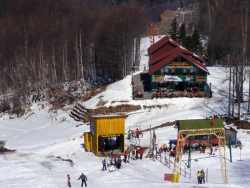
[0,99,11,112]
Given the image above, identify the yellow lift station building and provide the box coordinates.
[84,115,127,156]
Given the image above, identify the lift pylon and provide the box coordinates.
[171,128,229,184]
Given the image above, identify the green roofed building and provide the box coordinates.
[177,119,224,130]
[176,119,225,143]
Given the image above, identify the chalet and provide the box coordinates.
[148,36,210,92]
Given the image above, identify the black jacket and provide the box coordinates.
[78,174,87,181]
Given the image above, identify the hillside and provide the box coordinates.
[0,36,250,187]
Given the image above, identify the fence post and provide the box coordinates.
[190,168,191,179]
[206,168,208,183]
[169,154,170,168]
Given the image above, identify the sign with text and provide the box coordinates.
[164,174,172,181]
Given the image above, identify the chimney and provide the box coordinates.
[212,118,214,128]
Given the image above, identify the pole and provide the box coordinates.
[188,140,191,168]
[206,168,208,183]
[229,137,232,162]
[153,24,155,44]
[228,64,231,117]
[248,71,250,114]
[151,23,152,36]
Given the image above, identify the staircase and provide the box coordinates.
[133,70,152,100]
[69,103,88,122]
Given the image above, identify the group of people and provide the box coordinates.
[197,169,205,184]
[127,128,143,145]
[67,173,87,187]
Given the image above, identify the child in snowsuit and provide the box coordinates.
[102,159,106,170]
[67,174,71,187]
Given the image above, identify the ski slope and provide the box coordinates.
[0,36,250,187]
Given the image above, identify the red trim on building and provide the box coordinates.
[148,36,209,75]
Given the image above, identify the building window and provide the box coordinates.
[171,69,175,75]
[165,68,169,75]
[190,68,194,75]
[161,68,164,74]
[183,69,187,75]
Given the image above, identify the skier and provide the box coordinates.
[123,151,128,163]
[102,159,107,171]
[136,128,140,145]
[67,174,71,187]
[117,157,122,169]
[78,173,87,187]
[132,149,136,160]
[139,148,144,160]
[135,148,139,159]
[200,169,205,184]
[210,146,213,155]
[128,152,131,163]
[163,143,167,152]
[197,171,201,184]
[110,153,114,165]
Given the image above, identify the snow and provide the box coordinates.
[0,36,250,187]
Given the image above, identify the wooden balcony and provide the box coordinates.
[168,62,191,68]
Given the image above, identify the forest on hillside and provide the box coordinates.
[1,0,250,117]
[0,0,148,115]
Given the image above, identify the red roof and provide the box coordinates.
[149,50,210,75]
[148,36,209,75]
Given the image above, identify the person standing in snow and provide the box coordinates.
[78,173,87,187]
[200,169,205,184]
[102,159,106,171]
[197,171,201,184]
[128,152,131,163]
[136,128,140,145]
[123,151,128,163]
[139,148,144,159]
[67,174,71,187]
[132,149,135,160]
[210,146,213,155]
[135,148,139,159]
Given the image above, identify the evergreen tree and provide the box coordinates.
[192,26,203,56]
[185,36,193,51]
[158,15,161,22]
[168,18,178,41]
[178,23,186,47]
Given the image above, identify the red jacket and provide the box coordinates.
[124,153,127,157]
[136,130,140,136]
[139,149,144,155]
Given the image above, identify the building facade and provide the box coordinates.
[148,36,210,92]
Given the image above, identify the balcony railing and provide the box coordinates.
[168,62,191,68]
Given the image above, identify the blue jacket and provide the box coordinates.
[102,160,106,165]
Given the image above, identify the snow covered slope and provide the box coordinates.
[0,36,249,188]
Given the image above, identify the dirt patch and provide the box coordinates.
[96,99,108,106]
[235,120,250,130]
[143,104,168,109]
[55,156,74,166]
[0,141,15,154]
[142,121,176,132]
[111,101,129,104]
